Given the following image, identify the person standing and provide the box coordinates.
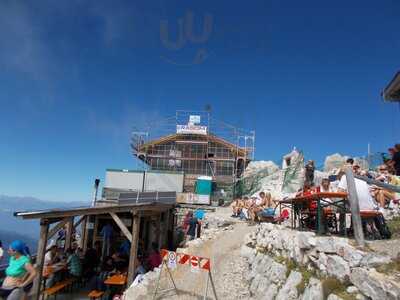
[0,240,36,300]
[100,222,114,260]
[186,212,199,241]
[305,160,315,187]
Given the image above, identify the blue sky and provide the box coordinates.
[0,0,399,202]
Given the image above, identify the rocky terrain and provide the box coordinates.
[123,206,400,300]
[242,222,400,300]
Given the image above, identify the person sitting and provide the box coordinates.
[374,171,400,208]
[0,240,36,300]
[230,198,244,217]
[239,196,254,220]
[43,244,62,287]
[336,168,378,210]
[66,248,82,278]
[352,164,362,176]
[82,245,100,280]
[111,252,129,272]
[319,178,336,205]
[44,245,58,267]
[88,256,115,292]
[250,192,272,221]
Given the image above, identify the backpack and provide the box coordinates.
[374,214,392,239]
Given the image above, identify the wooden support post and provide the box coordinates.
[92,216,99,248]
[127,213,140,286]
[65,217,74,250]
[32,219,49,300]
[110,212,133,242]
[157,213,162,248]
[81,216,88,250]
[345,167,365,247]
[47,217,69,241]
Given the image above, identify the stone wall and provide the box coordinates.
[242,223,400,300]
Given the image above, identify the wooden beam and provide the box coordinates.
[47,218,69,241]
[32,219,49,300]
[127,213,140,286]
[81,216,88,250]
[110,212,133,242]
[65,217,74,250]
[15,203,174,220]
[355,175,400,193]
[73,216,85,230]
[345,167,365,247]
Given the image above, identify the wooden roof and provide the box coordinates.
[136,133,248,157]
[383,71,400,102]
[14,202,173,220]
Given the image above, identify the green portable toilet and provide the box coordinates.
[195,176,213,195]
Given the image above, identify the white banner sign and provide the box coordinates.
[177,124,207,135]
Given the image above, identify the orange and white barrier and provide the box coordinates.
[160,249,211,271]
[156,249,217,299]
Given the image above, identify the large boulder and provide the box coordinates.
[297,232,316,250]
[261,283,279,300]
[324,153,347,173]
[244,160,280,177]
[327,295,345,300]
[350,268,400,300]
[326,255,351,282]
[240,245,256,262]
[301,277,323,300]
[275,270,303,300]
[359,253,391,268]
[339,244,365,267]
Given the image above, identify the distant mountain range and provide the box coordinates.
[0,195,89,256]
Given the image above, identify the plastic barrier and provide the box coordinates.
[153,249,218,300]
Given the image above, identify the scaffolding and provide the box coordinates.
[131,110,255,193]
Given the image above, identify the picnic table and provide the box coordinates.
[104,274,127,286]
[43,263,66,278]
[279,192,348,235]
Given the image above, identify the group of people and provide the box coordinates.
[342,155,400,210]
[0,222,165,300]
[231,191,277,222]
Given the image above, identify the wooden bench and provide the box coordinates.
[43,278,75,299]
[88,290,105,299]
[360,210,381,218]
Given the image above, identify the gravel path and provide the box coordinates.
[155,208,253,300]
